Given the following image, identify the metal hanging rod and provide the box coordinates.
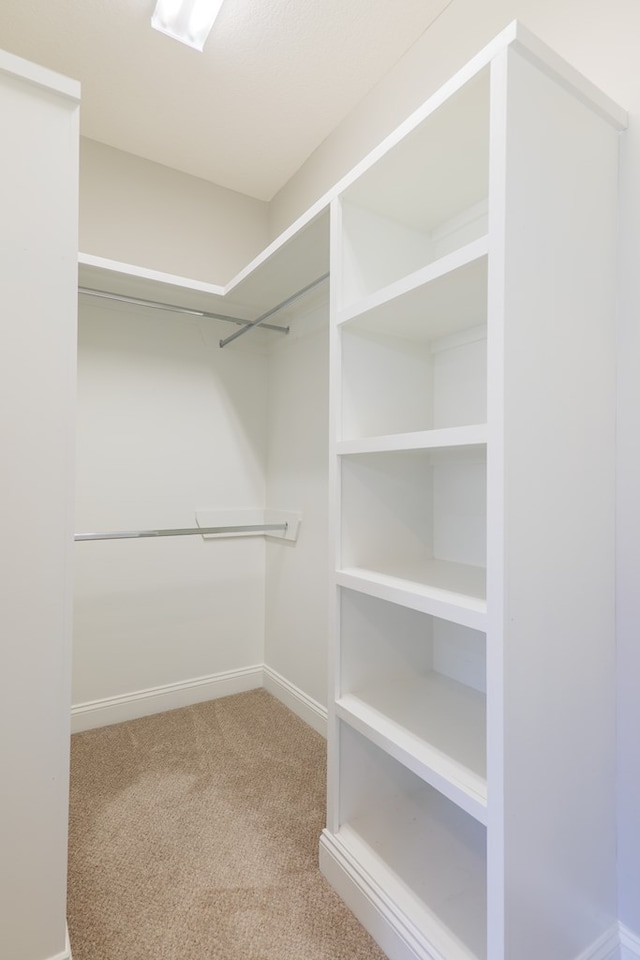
[75,523,287,542]
[219,272,330,348]
[78,287,289,335]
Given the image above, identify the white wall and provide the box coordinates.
[73,298,269,717]
[0,52,78,960]
[80,138,269,283]
[267,0,640,940]
[264,298,330,713]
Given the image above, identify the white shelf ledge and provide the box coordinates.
[337,672,486,824]
[78,208,330,322]
[337,424,487,457]
[337,563,486,631]
[336,235,488,340]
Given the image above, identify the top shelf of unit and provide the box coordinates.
[335,69,490,309]
[337,235,488,338]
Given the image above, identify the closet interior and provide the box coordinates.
[2,17,628,960]
[76,23,625,960]
[74,210,331,730]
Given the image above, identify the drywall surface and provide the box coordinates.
[80,138,269,284]
[268,0,640,939]
[74,298,269,707]
[0,53,78,960]
[264,299,330,709]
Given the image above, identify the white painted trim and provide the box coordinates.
[262,665,327,737]
[78,252,226,297]
[319,830,434,960]
[71,666,263,732]
[620,923,640,959]
[47,925,72,960]
[321,828,623,960]
[573,926,620,960]
[47,949,71,960]
[511,22,627,130]
[0,48,80,101]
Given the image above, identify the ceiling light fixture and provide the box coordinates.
[151,0,225,51]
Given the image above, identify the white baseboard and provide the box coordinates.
[71,665,263,732]
[575,925,621,960]
[321,830,626,960]
[620,923,640,959]
[319,830,430,960]
[262,664,327,736]
[47,925,71,960]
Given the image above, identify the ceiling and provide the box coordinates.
[0,0,452,201]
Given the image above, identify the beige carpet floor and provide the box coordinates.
[67,688,388,959]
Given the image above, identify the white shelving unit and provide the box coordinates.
[321,22,626,960]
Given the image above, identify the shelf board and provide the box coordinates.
[337,673,486,823]
[78,253,233,315]
[337,563,486,632]
[335,817,486,960]
[78,208,330,323]
[337,235,488,340]
[337,424,487,457]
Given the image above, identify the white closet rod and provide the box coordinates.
[219,272,330,348]
[78,287,289,335]
[75,523,287,542]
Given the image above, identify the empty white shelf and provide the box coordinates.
[337,424,487,457]
[337,670,486,823]
[337,235,488,338]
[337,563,486,632]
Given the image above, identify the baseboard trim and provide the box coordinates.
[262,664,327,736]
[575,925,621,960]
[71,665,263,732]
[47,925,71,960]
[319,830,434,960]
[620,923,640,959]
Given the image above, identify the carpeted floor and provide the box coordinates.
[67,688,388,959]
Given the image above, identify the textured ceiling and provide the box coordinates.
[0,0,451,200]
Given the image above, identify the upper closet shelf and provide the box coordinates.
[79,206,330,327]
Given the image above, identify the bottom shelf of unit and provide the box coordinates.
[320,823,486,960]
[331,723,487,959]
